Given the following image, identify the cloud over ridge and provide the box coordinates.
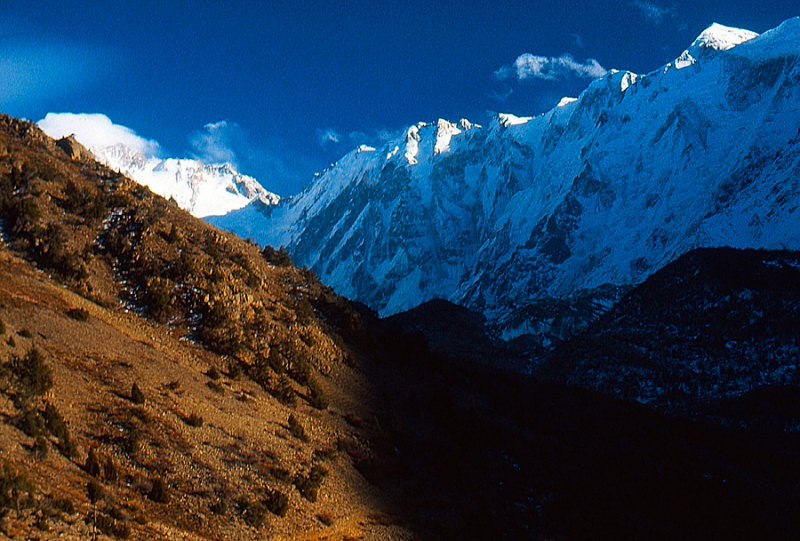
[38,112,161,157]
[496,53,607,82]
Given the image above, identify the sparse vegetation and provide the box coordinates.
[261,245,293,267]
[8,347,53,401]
[0,460,36,518]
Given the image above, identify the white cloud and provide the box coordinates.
[38,112,161,157]
[496,53,607,82]
[317,128,341,147]
[190,121,239,166]
[632,1,676,25]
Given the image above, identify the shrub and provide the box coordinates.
[11,347,53,400]
[103,456,118,483]
[56,433,79,459]
[270,375,296,406]
[0,318,5,335]
[263,489,289,517]
[239,498,268,528]
[294,464,328,502]
[206,380,224,394]
[87,480,104,504]
[288,354,311,386]
[288,413,307,441]
[147,477,170,503]
[121,426,142,456]
[270,466,291,483]
[0,460,35,517]
[17,406,46,437]
[130,383,145,405]
[42,401,65,435]
[268,348,286,374]
[85,448,102,477]
[227,361,243,380]
[32,436,49,459]
[210,498,228,515]
[144,278,172,323]
[66,308,90,322]
[307,377,329,410]
[261,246,293,267]
[52,497,75,515]
[206,366,221,381]
[185,413,204,427]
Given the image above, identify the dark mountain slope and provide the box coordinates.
[323,301,800,541]
[540,247,800,428]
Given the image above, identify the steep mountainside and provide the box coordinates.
[0,113,410,540]
[212,18,800,347]
[1,112,800,540]
[540,247,800,429]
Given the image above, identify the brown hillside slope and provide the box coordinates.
[0,113,412,540]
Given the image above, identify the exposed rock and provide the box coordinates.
[56,134,90,161]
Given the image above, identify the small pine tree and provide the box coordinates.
[130,383,145,405]
[87,480,103,504]
[85,448,102,478]
[147,477,170,503]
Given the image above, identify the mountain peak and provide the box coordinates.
[691,22,758,52]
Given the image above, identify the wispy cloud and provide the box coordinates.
[631,1,676,25]
[190,120,240,166]
[316,128,341,147]
[38,112,161,157]
[496,53,607,82]
[492,88,514,103]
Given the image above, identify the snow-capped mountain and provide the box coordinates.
[91,144,280,218]
[211,18,800,345]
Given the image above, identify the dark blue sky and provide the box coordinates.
[2,1,797,194]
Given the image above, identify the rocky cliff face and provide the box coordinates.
[211,19,800,347]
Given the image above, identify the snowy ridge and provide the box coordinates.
[210,19,800,345]
[91,144,280,218]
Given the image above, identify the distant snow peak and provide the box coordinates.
[434,119,462,155]
[405,123,424,165]
[91,142,279,218]
[670,23,759,71]
[557,97,578,107]
[693,23,759,52]
[498,113,533,127]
